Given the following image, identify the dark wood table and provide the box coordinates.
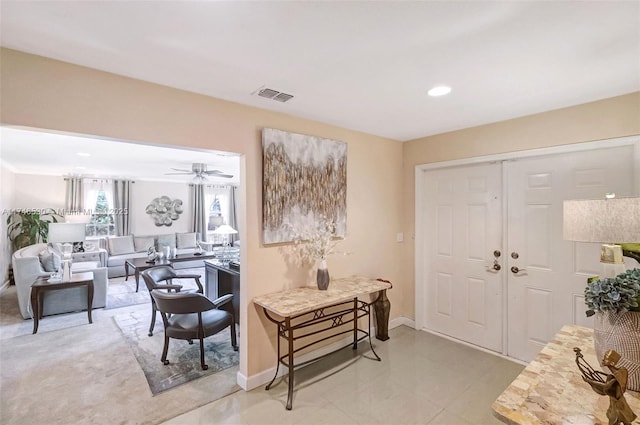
[125,258,171,292]
[125,252,219,292]
[31,272,94,334]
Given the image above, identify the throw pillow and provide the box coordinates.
[39,249,61,272]
[176,232,198,249]
[72,241,85,253]
[156,234,176,250]
[134,236,155,253]
[107,235,135,255]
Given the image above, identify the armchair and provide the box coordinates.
[151,290,237,370]
[141,266,203,336]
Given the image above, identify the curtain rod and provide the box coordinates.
[64,177,136,183]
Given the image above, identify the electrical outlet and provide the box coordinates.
[396,233,404,242]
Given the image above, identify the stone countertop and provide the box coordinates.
[253,275,391,318]
[492,324,640,425]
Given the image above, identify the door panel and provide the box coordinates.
[506,145,634,361]
[423,162,503,352]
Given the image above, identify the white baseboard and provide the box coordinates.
[238,315,414,391]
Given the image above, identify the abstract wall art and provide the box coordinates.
[262,128,347,244]
[146,196,183,227]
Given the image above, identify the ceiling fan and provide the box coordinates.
[165,163,233,180]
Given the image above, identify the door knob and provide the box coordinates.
[511,266,526,274]
[493,263,502,271]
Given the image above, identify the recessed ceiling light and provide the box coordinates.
[427,86,452,97]
[76,152,91,157]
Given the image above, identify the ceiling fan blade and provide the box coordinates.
[170,168,191,172]
[164,172,192,175]
[204,170,234,178]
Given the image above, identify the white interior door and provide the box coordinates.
[422,162,503,352]
[505,146,635,361]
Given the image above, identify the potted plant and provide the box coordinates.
[585,268,640,391]
[6,208,61,252]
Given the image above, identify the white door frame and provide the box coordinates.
[414,135,639,356]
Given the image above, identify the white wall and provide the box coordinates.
[0,163,16,284]
[130,181,192,236]
[12,173,65,210]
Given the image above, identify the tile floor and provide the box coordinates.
[162,326,524,425]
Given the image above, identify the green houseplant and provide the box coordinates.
[6,209,61,252]
[585,268,640,392]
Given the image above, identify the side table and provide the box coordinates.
[31,272,94,334]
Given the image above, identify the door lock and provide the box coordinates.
[511,266,526,274]
[493,250,501,258]
[511,252,519,259]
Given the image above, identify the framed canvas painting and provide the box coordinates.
[262,128,347,244]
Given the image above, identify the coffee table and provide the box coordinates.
[125,258,171,292]
[31,272,94,334]
[125,252,218,292]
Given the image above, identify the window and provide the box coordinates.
[204,186,233,243]
[84,179,116,237]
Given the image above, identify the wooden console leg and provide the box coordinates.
[373,289,390,341]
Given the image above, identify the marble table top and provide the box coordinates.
[492,324,640,425]
[253,275,391,318]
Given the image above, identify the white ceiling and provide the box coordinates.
[0,127,240,184]
[0,1,639,143]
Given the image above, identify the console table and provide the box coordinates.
[253,276,392,410]
[31,272,94,334]
[492,324,640,424]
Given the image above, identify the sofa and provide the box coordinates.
[105,232,203,278]
[12,243,108,319]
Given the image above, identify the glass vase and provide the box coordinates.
[316,259,330,290]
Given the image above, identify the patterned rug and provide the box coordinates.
[113,307,239,395]
[106,267,204,310]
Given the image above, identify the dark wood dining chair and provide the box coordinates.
[141,266,203,336]
[150,290,237,370]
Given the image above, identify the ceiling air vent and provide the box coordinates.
[254,86,294,103]
[273,92,294,102]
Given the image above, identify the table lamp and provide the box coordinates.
[563,195,640,278]
[48,223,87,281]
[213,224,238,262]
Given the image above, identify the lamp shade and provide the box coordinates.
[563,197,640,243]
[64,213,91,224]
[48,223,87,243]
[212,224,238,235]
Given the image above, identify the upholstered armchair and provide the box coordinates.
[151,290,237,370]
[141,266,203,336]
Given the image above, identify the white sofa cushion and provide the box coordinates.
[39,249,61,272]
[107,235,135,255]
[107,251,147,267]
[177,232,198,249]
[134,236,155,253]
[156,234,176,249]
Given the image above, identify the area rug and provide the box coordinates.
[113,307,239,395]
[106,267,204,310]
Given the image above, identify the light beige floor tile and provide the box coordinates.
[426,409,472,425]
[445,358,524,423]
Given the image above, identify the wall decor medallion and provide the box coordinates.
[146,196,183,227]
[262,128,347,244]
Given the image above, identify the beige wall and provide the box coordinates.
[0,48,405,379]
[401,92,640,320]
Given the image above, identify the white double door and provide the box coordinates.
[420,144,635,362]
